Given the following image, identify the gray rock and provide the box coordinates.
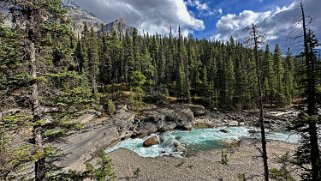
[220,129,228,133]
[172,139,186,153]
[133,113,165,137]
[133,105,194,136]
[228,120,239,126]
[188,104,206,116]
[248,130,260,134]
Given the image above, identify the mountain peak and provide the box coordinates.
[102,18,135,35]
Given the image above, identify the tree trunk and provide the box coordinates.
[252,24,269,181]
[300,3,320,180]
[30,40,45,181]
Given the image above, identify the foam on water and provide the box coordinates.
[106,127,299,157]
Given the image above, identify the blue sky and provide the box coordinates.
[72,0,320,53]
[189,0,294,39]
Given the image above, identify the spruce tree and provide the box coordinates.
[264,45,276,106]
[123,30,134,84]
[2,1,94,180]
[225,57,236,108]
[87,27,99,96]
[284,48,296,103]
[273,44,285,107]
[292,3,321,180]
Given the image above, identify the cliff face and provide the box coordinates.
[1,2,135,37]
[64,2,104,37]
[102,18,135,35]
[65,2,135,36]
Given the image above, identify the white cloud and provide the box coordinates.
[185,0,209,11]
[213,0,321,53]
[72,0,205,36]
[185,0,221,17]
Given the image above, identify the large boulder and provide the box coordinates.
[159,105,194,131]
[133,112,165,137]
[112,109,136,138]
[172,139,186,154]
[188,104,206,116]
[143,135,160,147]
[133,105,195,136]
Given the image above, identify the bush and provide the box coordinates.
[133,167,141,178]
[237,173,246,181]
[269,152,295,181]
[85,151,116,181]
[129,94,144,111]
[221,149,229,165]
[269,168,295,181]
[107,99,116,115]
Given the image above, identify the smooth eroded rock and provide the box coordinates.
[194,118,214,128]
[143,135,160,147]
[228,120,239,126]
[188,105,206,116]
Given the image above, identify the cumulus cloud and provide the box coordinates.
[213,0,321,53]
[185,0,222,16]
[71,0,204,36]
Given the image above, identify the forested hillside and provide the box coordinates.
[74,25,299,110]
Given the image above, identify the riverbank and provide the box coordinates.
[108,139,300,181]
[52,104,299,172]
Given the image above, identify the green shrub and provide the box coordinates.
[237,173,246,181]
[133,167,141,178]
[269,168,295,181]
[269,152,295,181]
[221,149,229,165]
[85,151,116,181]
[107,99,116,115]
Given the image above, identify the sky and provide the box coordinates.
[71,0,321,54]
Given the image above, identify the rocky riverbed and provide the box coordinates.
[107,140,300,181]
[52,104,299,173]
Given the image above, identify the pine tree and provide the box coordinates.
[124,30,134,84]
[263,45,276,105]
[111,30,123,83]
[284,48,296,103]
[273,44,285,107]
[99,32,110,85]
[176,26,186,100]
[2,1,94,180]
[132,28,141,71]
[225,57,236,108]
[292,3,321,180]
[141,46,155,90]
[87,27,99,96]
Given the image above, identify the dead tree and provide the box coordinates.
[247,24,269,181]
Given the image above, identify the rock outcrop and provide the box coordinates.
[54,106,135,171]
[64,2,104,36]
[194,118,214,128]
[188,104,206,116]
[133,105,194,137]
[101,18,135,36]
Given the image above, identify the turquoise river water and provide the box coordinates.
[106,127,299,158]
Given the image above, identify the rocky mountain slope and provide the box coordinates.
[64,2,104,36]
[64,2,135,36]
[0,1,135,36]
